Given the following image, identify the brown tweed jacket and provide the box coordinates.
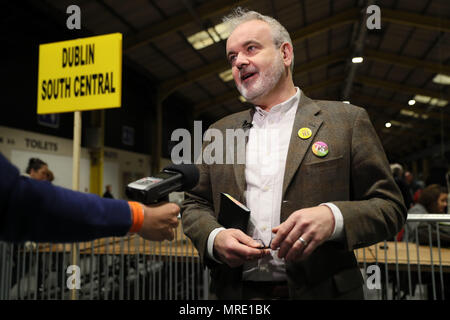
[181,93,407,299]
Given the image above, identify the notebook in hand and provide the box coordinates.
[218,193,250,232]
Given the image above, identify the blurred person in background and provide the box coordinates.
[391,163,413,209]
[405,184,449,245]
[403,184,449,300]
[103,185,114,199]
[25,158,49,181]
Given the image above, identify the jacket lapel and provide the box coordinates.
[282,94,323,198]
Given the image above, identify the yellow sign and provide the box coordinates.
[37,33,122,114]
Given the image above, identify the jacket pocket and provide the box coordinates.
[303,155,343,170]
[332,267,364,294]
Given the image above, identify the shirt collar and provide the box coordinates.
[253,87,301,123]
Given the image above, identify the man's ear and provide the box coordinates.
[280,42,293,67]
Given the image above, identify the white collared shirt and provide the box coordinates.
[207,88,344,281]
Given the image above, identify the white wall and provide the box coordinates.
[10,149,91,192]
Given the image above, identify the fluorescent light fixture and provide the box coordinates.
[413,94,448,107]
[187,22,231,50]
[432,74,450,85]
[408,99,416,106]
[429,98,448,107]
[385,122,392,128]
[218,69,233,82]
[391,120,413,128]
[400,109,429,120]
[414,94,431,104]
[343,101,350,104]
[400,109,415,117]
[352,57,363,63]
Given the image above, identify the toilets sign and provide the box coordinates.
[37,33,122,114]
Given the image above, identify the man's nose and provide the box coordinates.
[235,53,249,69]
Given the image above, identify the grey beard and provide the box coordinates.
[237,58,284,103]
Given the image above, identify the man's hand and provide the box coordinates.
[213,229,270,268]
[137,202,180,241]
[270,206,335,262]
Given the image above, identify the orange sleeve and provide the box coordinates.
[128,201,144,233]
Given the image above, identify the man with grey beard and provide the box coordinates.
[181,7,406,300]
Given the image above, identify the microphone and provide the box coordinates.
[242,120,253,130]
[125,164,199,204]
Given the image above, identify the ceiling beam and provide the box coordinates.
[382,8,450,33]
[155,7,449,99]
[354,76,449,100]
[383,130,445,160]
[341,0,374,100]
[124,0,251,52]
[194,75,345,116]
[365,49,450,75]
[401,141,450,162]
[351,92,450,122]
[289,8,359,44]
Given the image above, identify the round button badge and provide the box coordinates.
[312,141,329,157]
[298,127,312,140]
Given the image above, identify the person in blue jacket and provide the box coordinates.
[0,153,179,243]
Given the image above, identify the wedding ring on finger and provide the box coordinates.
[298,236,308,247]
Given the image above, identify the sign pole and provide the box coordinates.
[36,33,122,299]
[71,110,82,300]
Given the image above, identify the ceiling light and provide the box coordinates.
[391,120,413,128]
[187,22,230,50]
[352,57,363,64]
[218,69,233,82]
[413,94,448,107]
[400,109,415,117]
[408,99,416,106]
[429,98,448,107]
[385,122,391,128]
[432,74,450,85]
[343,101,350,104]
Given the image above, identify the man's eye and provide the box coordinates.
[248,46,256,52]
[229,56,236,63]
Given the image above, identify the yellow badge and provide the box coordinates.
[298,128,312,140]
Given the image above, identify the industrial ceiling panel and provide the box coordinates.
[105,0,163,29]
[379,24,415,54]
[333,0,356,12]
[426,0,450,16]
[331,24,352,51]
[307,32,329,58]
[178,83,210,104]
[152,0,190,17]
[397,0,432,13]
[79,1,132,34]
[276,1,304,32]
[196,75,231,96]
[368,60,393,79]
[303,0,332,23]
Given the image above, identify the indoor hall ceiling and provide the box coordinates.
[26,0,450,161]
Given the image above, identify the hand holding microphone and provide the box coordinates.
[138,202,180,241]
[126,164,199,241]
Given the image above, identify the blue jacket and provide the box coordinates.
[0,153,131,243]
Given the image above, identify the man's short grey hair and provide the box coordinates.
[222,7,294,73]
